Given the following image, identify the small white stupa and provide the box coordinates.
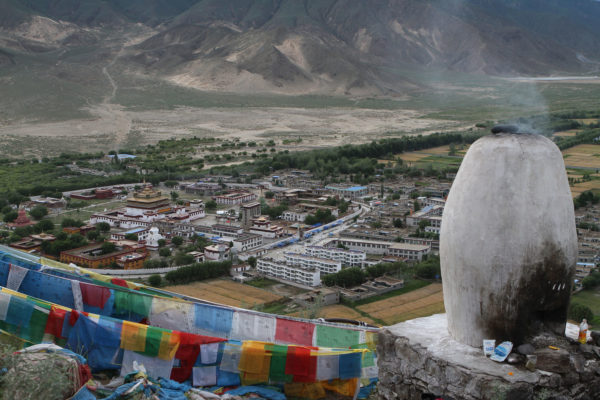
[146,227,164,251]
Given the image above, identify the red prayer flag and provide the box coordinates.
[80,283,111,309]
[275,318,315,346]
[44,306,67,338]
[110,278,128,288]
[285,346,317,382]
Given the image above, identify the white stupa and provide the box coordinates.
[146,227,164,251]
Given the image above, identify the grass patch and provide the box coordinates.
[348,279,432,307]
[257,300,290,315]
[245,277,280,289]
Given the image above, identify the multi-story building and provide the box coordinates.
[325,185,368,200]
[284,253,342,274]
[60,242,148,269]
[386,243,431,261]
[304,246,366,267]
[241,202,261,228]
[212,191,257,205]
[204,243,231,261]
[232,233,263,252]
[110,227,149,241]
[334,238,393,255]
[257,258,321,287]
[211,224,244,239]
[249,217,284,238]
[281,209,309,222]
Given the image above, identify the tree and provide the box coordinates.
[170,191,179,202]
[393,218,404,228]
[124,233,138,241]
[247,256,257,268]
[3,211,18,223]
[174,252,194,266]
[171,236,183,247]
[35,219,55,232]
[265,191,274,199]
[29,206,48,220]
[164,180,178,188]
[157,239,166,248]
[205,200,217,210]
[62,218,83,228]
[569,303,594,322]
[100,241,116,255]
[86,230,99,241]
[96,222,111,232]
[148,274,162,287]
[418,220,431,230]
[1,205,12,215]
[159,248,171,257]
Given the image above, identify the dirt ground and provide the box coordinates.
[562,144,600,169]
[0,106,465,158]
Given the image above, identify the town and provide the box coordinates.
[1,125,599,327]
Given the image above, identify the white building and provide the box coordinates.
[284,253,342,274]
[282,209,309,222]
[249,217,284,239]
[335,238,393,255]
[110,227,149,242]
[325,185,368,200]
[304,246,366,267]
[232,233,263,252]
[406,205,444,227]
[212,191,257,205]
[204,244,231,261]
[257,258,321,287]
[386,243,431,261]
[211,224,244,239]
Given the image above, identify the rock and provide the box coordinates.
[525,355,537,371]
[517,343,535,355]
[571,354,585,373]
[535,348,570,374]
[590,330,600,345]
[508,353,525,364]
[592,346,600,360]
[579,344,594,357]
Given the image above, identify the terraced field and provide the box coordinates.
[357,283,445,325]
[164,278,282,308]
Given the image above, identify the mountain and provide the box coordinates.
[1,0,600,96]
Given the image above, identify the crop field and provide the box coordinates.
[164,279,282,308]
[562,144,600,169]
[357,283,445,325]
[397,144,469,166]
[570,179,600,197]
[288,305,377,326]
[554,129,580,137]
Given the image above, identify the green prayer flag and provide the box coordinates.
[142,326,162,358]
[267,344,293,383]
[316,325,360,348]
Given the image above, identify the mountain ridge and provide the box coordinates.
[1,0,600,96]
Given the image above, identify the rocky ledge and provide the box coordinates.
[377,314,600,400]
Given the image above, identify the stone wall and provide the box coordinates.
[377,314,600,400]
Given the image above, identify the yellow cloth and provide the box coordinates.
[238,341,271,385]
[120,321,147,352]
[158,331,180,360]
[321,378,359,397]
[284,382,326,399]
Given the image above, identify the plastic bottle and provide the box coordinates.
[578,319,588,344]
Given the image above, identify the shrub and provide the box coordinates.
[569,303,594,322]
[148,274,162,287]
